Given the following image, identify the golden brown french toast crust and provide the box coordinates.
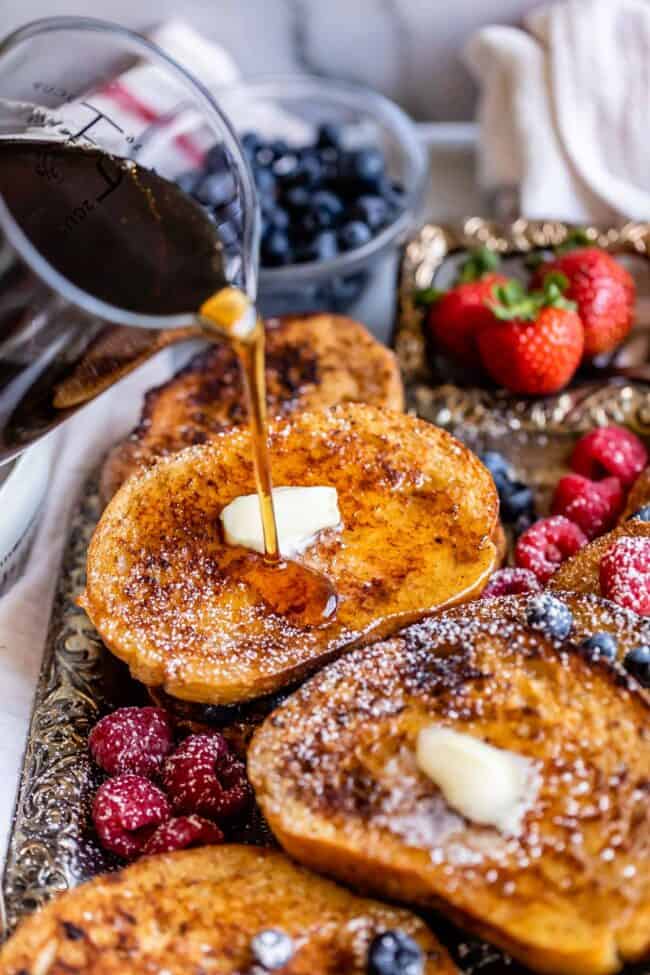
[250,608,650,975]
[83,404,498,705]
[459,591,650,661]
[100,313,405,501]
[0,846,457,974]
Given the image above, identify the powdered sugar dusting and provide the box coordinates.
[250,598,650,922]
[600,536,650,615]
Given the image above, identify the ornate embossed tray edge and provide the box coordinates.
[395,217,650,448]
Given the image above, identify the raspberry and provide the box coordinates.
[600,537,650,615]
[142,815,223,855]
[482,568,541,599]
[162,734,251,821]
[551,474,623,539]
[89,706,174,778]
[92,774,170,859]
[571,426,647,489]
[515,516,587,583]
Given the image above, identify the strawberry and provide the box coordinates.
[419,247,507,368]
[533,246,635,358]
[477,276,584,396]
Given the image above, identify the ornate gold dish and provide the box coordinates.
[395,219,650,454]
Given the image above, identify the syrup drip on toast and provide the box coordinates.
[200,288,337,626]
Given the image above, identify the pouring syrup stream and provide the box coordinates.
[200,287,338,625]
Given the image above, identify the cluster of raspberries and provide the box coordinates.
[483,425,650,616]
[89,707,251,859]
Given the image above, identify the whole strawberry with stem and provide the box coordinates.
[477,275,584,395]
[532,243,635,358]
[419,247,508,368]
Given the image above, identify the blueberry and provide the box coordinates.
[302,230,338,262]
[367,930,424,975]
[251,929,295,970]
[344,148,385,184]
[315,145,340,180]
[525,594,573,639]
[628,504,650,522]
[480,451,512,482]
[217,198,243,230]
[254,145,275,167]
[272,153,300,180]
[380,177,406,209]
[240,131,261,156]
[262,205,289,232]
[176,170,199,195]
[269,138,290,159]
[353,194,388,230]
[500,481,535,522]
[623,645,650,687]
[285,186,311,213]
[339,220,372,251]
[203,143,230,173]
[195,171,237,207]
[312,190,344,219]
[301,193,344,232]
[289,154,322,188]
[252,167,276,199]
[581,632,618,660]
[216,221,240,249]
[317,122,343,149]
[261,229,292,267]
[515,510,535,537]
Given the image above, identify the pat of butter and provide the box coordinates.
[221,486,341,557]
[415,727,539,836]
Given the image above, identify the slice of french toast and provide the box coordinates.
[461,591,650,661]
[550,521,650,595]
[0,845,457,975]
[150,589,648,754]
[100,313,404,502]
[81,404,498,706]
[249,608,650,975]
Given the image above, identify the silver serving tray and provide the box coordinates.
[4,473,649,974]
[3,218,650,971]
[0,475,524,973]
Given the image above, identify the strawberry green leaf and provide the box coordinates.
[457,246,501,284]
[555,228,591,256]
[489,274,576,321]
[415,287,445,306]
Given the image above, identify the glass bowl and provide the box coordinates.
[216,76,428,342]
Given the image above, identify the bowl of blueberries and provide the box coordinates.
[180,76,427,340]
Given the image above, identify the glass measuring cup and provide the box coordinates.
[0,16,260,463]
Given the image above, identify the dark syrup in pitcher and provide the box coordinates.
[0,139,336,623]
[0,139,228,452]
[0,140,229,314]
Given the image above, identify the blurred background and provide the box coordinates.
[0,0,537,121]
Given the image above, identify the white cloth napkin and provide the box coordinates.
[464,0,650,222]
[0,21,239,864]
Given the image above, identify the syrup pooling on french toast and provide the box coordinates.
[82,405,498,705]
[199,287,338,627]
